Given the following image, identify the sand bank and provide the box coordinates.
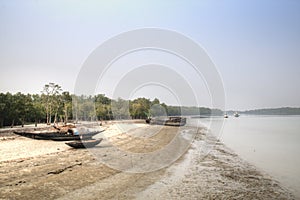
[0,121,294,199]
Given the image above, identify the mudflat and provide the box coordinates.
[0,122,294,199]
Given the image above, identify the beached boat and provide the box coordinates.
[165,117,187,126]
[148,116,186,126]
[13,130,60,140]
[65,138,103,148]
[13,130,104,141]
[50,131,103,141]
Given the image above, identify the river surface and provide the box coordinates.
[188,115,300,198]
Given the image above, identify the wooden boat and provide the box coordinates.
[65,138,103,148]
[148,116,186,126]
[165,117,187,126]
[50,131,103,141]
[13,130,104,141]
[13,130,60,140]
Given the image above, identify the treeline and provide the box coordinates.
[0,83,221,128]
[0,83,74,128]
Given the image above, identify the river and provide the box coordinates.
[188,115,300,198]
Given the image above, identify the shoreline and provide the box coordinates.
[137,127,294,199]
[0,121,295,199]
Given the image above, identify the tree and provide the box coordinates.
[0,93,6,128]
[151,98,160,106]
[0,93,18,127]
[149,99,167,117]
[150,104,166,117]
[42,83,62,124]
[61,91,72,123]
[129,98,151,119]
[112,98,131,119]
[95,94,111,120]
[8,93,18,127]
[31,94,45,126]
[95,94,111,105]
[166,106,180,116]
[17,93,32,127]
[72,95,96,122]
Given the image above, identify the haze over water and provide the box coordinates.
[190,116,300,198]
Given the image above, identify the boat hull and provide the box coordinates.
[14,130,104,141]
[65,139,103,148]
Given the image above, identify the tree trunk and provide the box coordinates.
[11,119,14,128]
[75,107,78,123]
[54,112,57,123]
[49,105,52,124]
[65,113,68,123]
[64,105,68,124]
[46,103,49,125]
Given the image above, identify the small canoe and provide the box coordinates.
[65,139,103,148]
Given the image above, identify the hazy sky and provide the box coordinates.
[1,0,300,110]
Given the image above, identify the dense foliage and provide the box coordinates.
[0,83,222,128]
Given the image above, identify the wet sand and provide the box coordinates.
[0,121,295,199]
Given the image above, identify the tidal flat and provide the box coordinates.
[0,121,294,199]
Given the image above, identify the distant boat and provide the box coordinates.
[65,139,103,148]
[234,112,240,117]
[224,114,229,118]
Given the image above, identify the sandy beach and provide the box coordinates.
[0,121,295,199]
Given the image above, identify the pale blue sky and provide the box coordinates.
[0,0,300,110]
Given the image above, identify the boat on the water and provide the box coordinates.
[13,130,104,141]
[234,112,240,117]
[65,138,103,148]
[224,114,229,118]
[147,116,187,126]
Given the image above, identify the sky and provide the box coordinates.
[0,0,300,110]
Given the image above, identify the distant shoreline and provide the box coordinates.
[227,107,300,115]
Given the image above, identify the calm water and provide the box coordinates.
[189,116,300,198]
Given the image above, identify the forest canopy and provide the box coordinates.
[0,83,221,127]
